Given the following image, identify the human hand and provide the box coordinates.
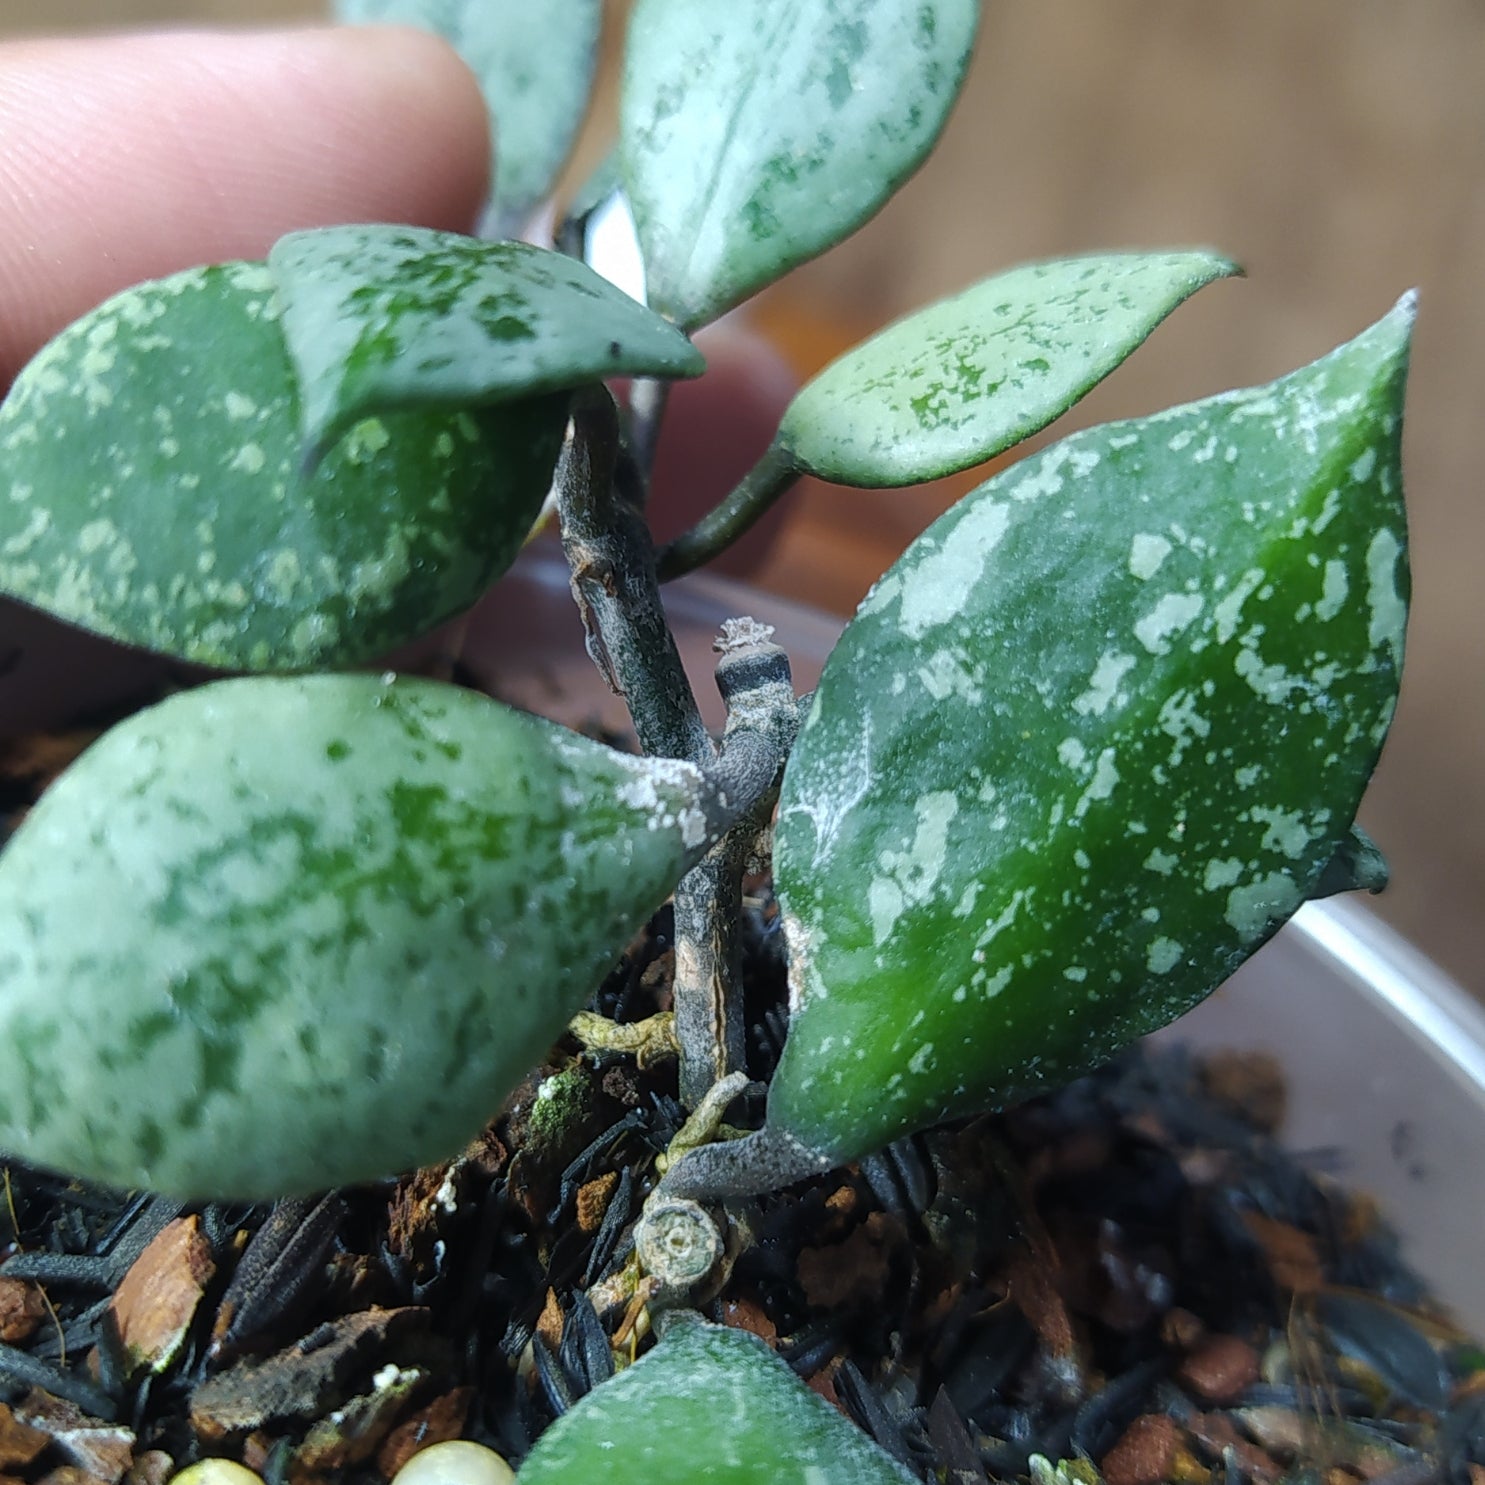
[0,24,492,392]
[0,24,795,729]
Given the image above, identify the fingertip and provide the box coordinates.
[0,24,492,386]
[296,23,493,233]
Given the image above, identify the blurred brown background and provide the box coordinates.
[5,2,1483,998]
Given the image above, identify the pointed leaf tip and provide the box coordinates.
[516,1318,917,1483]
[0,675,708,1198]
[769,307,1411,1165]
[780,250,1241,488]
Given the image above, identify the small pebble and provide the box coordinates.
[169,1463,264,1485]
[1178,1334,1261,1404]
[1101,1413,1181,1485]
[392,1440,515,1485]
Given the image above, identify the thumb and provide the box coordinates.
[0,24,490,389]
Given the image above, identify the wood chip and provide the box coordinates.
[576,1172,619,1235]
[190,1307,430,1443]
[1240,1212,1324,1293]
[535,1290,563,1352]
[109,1216,215,1378]
[1178,1334,1261,1404]
[797,1212,901,1310]
[804,1354,844,1411]
[35,1467,112,1485]
[240,1433,275,1475]
[1101,1413,1182,1485]
[824,1185,859,1219]
[14,1391,135,1485]
[1160,1307,1206,1353]
[1186,1410,1281,1483]
[719,1298,777,1344]
[291,1366,424,1473]
[1200,1050,1287,1133]
[387,1167,455,1278]
[376,1388,474,1480]
[120,1452,173,1485]
[0,1401,50,1470]
[1005,1248,1077,1359]
[0,1277,47,1346]
[1237,1405,1314,1461]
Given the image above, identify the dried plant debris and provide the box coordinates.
[0,905,1481,1485]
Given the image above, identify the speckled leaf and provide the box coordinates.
[336,0,601,223]
[768,298,1413,1166]
[517,1317,916,1484]
[0,674,711,1199]
[621,0,978,328]
[270,226,704,461]
[780,251,1240,487]
[0,263,567,671]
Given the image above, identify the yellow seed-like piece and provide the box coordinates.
[392,1441,516,1485]
[170,1463,265,1485]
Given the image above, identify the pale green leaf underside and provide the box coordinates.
[517,1317,916,1484]
[621,0,979,328]
[270,226,704,460]
[781,250,1241,487]
[0,262,567,671]
[0,675,708,1199]
[770,298,1413,1165]
[336,0,601,221]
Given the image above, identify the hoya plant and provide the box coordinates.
[0,1,1410,1480]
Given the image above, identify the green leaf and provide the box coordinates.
[0,674,711,1199]
[620,0,979,329]
[516,1316,916,1484]
[336,0,602,224]
[0,262,567,671]
[768,298,1413,1167]
[270,226,704,462]
[780,251,1241,487]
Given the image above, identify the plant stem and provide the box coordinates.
[569,1010,679,1070]
[556,387,713,766]
[656,1123,832,1203]
[673,627,800,1106]
[556,392,801,1109]
[655,439,802,581]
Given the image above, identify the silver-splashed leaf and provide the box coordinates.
[516,1316,917,1484]
[0,674,710,1199]
[0,262,567,671]
[768,298,1413,1166]
[780,251,1240,487]
[336,0,602,224]
[620,0,979,328]
[269,226,704,460]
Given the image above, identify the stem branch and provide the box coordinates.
[556,394,802,1111]
[674,629,800,1106]
[655,440,802,582]
[657,1123,833,1203]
